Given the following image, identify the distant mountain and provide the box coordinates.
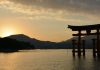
[8,34,38,42]
[0,34,96,53]
[8,34,57,49]
[7,34,97,49]
[63,35,97,49]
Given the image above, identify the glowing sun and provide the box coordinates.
[3,31,13,37]
[1,28,16,37]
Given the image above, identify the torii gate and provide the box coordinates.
[68,24,100,57]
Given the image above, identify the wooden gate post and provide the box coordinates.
[82,40,85,56]
[72,40,76,56]
[92,39,96,57]
[78,30,81,57]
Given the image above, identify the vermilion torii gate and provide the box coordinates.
[68,24,100,57]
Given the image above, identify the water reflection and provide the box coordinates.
[0,50,100,70]
[72,54,100,70]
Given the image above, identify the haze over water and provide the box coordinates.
[0,49,99,70]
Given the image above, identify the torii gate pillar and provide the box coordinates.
[68,24,100,57]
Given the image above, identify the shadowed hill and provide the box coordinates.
[0,37,35,52]
[8,34,58,49]
[61,35,97,49]
[7,34,97,49]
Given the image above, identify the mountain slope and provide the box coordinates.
[8,34,97,49]
[8,34,58,49]
[63,35,97,48]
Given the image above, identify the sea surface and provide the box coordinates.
[0,49,100,70]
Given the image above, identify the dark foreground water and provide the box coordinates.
[0,49,100,70]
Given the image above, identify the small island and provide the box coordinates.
[0,37,35,52]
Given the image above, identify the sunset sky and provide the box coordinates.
[0,0,100,42]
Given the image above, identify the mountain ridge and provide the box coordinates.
[7,34,97,49]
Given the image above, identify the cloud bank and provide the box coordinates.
[0,0,100,23]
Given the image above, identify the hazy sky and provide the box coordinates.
[0,0,100,42]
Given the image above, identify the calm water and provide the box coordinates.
[0,49,100,70]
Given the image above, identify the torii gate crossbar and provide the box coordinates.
[68,24,100,57]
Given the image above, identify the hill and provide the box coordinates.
[8,34,97,49]
[8,34,58,49]
[0,37,35,52]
